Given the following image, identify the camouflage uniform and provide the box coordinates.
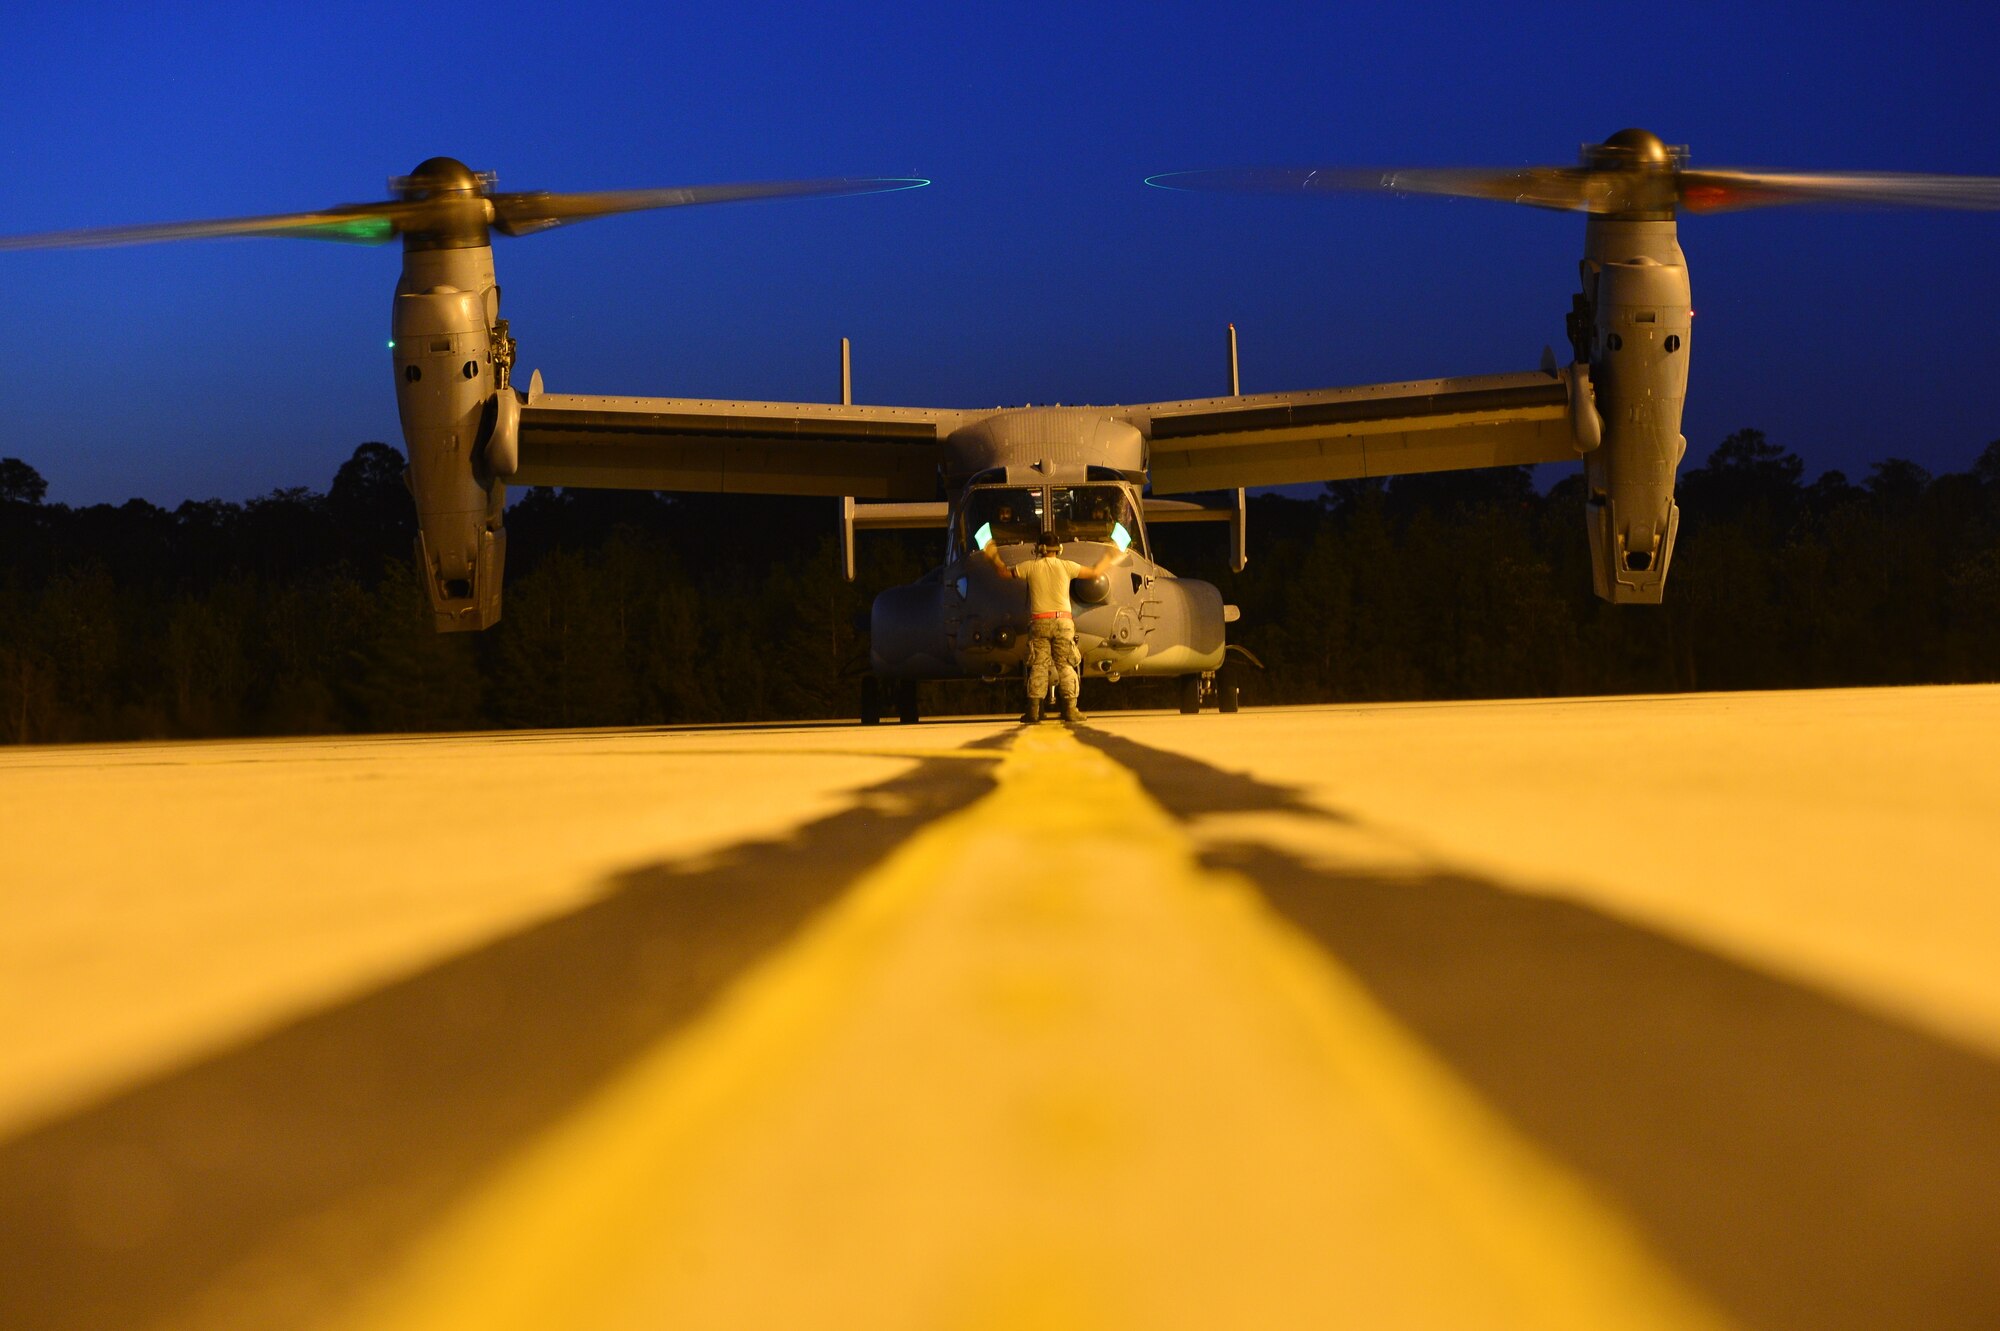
[1026,618,1082,705]
[1019,554,1083,705]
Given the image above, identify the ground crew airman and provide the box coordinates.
[982,531,1127,723]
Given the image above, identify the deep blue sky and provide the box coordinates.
[4,0,1998,505]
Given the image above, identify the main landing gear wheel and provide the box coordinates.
[896,679,920,725]
[1178,671,1241,714]
[860,676,883,726]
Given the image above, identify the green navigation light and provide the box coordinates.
[271,214,398,245]
[322,215,395,243]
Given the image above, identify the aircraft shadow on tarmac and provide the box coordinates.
[0,738,1012,1331]
[1080,728,2000,1331]
[0,728,1995,1331]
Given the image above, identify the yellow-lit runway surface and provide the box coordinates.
[4,686,2000,1330]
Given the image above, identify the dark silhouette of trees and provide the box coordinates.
[0,459,48,505]
[1,431,1997,744]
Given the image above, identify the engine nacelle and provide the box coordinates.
[1580,219,1691,604]
[394,248,506,632]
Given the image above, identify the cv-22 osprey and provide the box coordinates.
[504,365,1581,723]
[9,130,1998,721]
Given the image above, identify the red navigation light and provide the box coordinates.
[1681,184,1732,212]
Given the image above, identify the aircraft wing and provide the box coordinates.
[1126,369,1579,492]
[511,389,965,500]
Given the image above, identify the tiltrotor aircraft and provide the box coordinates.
[7,130,1999,722]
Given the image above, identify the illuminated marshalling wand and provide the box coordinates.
[0,160,929,630]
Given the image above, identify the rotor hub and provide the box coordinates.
[390,157,495,201]
[1581,129,1684,172]
[386,157,499,252]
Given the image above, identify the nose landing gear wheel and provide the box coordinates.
[896,680,920,725]
[1178,674,1202,714]
[860,676,882,726]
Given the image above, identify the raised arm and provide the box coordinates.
[1077,548,1128,580]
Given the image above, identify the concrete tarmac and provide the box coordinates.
[2,686,1997,1330]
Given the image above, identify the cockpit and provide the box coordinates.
[953,483,1146,561]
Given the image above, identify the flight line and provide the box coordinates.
[2,688,1998,1329]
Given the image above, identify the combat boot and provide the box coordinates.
[1060,698,1086,724]
[1020,700,1042,724]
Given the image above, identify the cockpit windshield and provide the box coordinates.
[1051,485,1140,550]
[959,487,1043,552]
[956,483,1144,559]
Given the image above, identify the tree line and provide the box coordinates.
[2,430,1997,744]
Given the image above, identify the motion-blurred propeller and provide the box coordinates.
[1148,128,2000,216]
[0,158,930,251]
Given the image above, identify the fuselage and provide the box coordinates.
[869,407,1230,681]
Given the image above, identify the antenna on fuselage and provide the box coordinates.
[838,336,856,582]
[1227,324,1247,569]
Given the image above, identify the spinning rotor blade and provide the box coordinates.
[1151,132,2000,217]
[489,176,930,235]
[0,172,931,251]
[1147,166,1601,213]
[0,202,421,251]
[1674,169,2000,213]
